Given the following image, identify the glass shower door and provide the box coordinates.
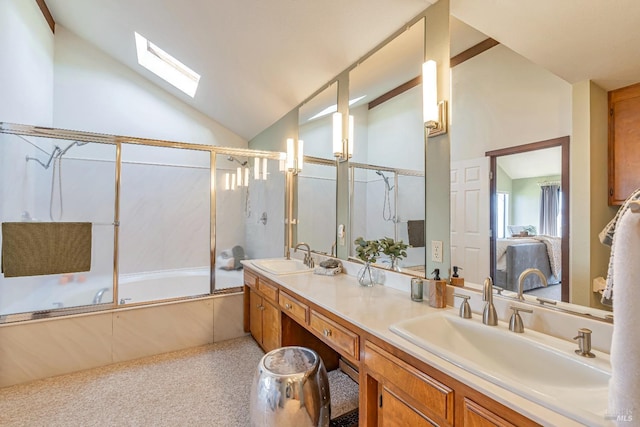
[117,144,211,305]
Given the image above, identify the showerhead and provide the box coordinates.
[376,170,393,191]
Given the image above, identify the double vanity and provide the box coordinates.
[244,257,612,426]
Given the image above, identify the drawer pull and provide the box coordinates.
[323,328,332,337]
[285,303,292,310]
[257,304,265,311]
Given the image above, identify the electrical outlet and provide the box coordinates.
[431,240,443,263]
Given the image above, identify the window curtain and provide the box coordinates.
[539,184,560,236]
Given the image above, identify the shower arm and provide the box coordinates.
[26,145,61,169]
[26,141,88,169]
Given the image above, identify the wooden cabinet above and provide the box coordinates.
[609,82,640,205]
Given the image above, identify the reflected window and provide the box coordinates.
[497,192,509,238]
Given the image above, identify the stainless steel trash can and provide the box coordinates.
[250,346,331,427]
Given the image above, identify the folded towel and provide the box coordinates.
[313,266,342,276]
[216,255,235,270]
[608,203,640,421]
[1,222,92,277]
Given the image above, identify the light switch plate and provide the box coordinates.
[431,240,443,263]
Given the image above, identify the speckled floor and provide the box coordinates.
[0,335,359,426]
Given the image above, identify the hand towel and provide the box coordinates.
[313,266,342,276]
[608,204,640,424]
[1,222,92,277]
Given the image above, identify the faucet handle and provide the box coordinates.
[492,285,504,296]
[454,294,472,319]
[508,306,533,333]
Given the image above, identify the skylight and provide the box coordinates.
[134,32,201,98]
[308,96,367,121]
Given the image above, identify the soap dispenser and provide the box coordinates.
[450,266,464,287]
[428,268,446,308]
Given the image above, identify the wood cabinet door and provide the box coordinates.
[380,387,436,427]
[249,289,263,344]
[262,300,281,352]
[609,82,640,205]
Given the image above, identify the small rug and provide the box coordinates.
[330,408,359,427]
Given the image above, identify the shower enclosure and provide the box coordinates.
[0,123,285,322]
[350,163,425,274]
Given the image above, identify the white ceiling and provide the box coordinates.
[46,0,640,142]
[497,147,562,180]
[46,0,434,141]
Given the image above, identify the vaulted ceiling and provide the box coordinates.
[46,0,640,141]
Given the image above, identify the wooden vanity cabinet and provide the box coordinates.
[363,341,454,426]
[244,267,541,426]
[609,82,640,205]
[245,272,280,353]
[361,340,539,427]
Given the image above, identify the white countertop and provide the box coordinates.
[245,259,612,427]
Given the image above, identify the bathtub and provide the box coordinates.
[0,267,244,317]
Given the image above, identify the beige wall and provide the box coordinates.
[570,80,616,308]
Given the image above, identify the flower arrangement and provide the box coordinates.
[378,237,408,265]
[354,237,380,264]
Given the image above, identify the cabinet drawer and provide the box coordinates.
[244,269,258,289]
[310,310,359,361]
[258,278,278,302]
[279,292,308,325]
[364,341,453,425]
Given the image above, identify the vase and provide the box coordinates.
[357,263,376,287]
[389,258,402,272]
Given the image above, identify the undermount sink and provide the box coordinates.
[250,258,313,275]
[390,310,611,425]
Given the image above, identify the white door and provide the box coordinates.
[450,157,490,284]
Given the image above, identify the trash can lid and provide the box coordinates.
[263,346,318,376]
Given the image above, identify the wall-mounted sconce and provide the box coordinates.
[224,172,237,190]
[332,112,355,161]
[422,60,447,137]
[286,138,304,174]
[254,157,268,181]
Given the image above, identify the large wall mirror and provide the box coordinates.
[297,82,338,255]
[347,18,427,277]
[449,15,611,314]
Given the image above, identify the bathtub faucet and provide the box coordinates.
[93,287,110,304]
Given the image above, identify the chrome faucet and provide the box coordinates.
[517,268,547,300]
[508,306,533,333]
[294,242,314,268]
[482,277,498,326]
[574,328,596,358]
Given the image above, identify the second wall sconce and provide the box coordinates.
[286,138,304,174]
[422,60,447,137]
[332,112,354,161]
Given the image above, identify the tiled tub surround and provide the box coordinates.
[244,258,614,426]
[0,293,246,388]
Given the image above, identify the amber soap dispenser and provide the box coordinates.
[450,266,464,287]
[428,268,447,308]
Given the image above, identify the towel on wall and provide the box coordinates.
[1,222,92,278]
[608,202,640,423]
[407,220,425,248]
